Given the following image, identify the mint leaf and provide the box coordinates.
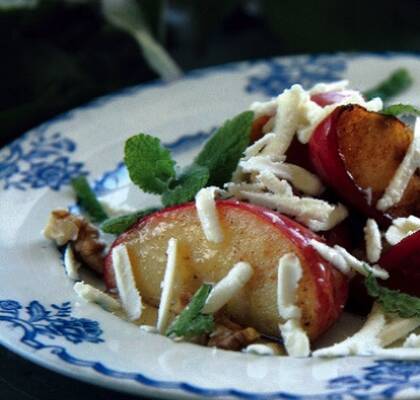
[364,68,413,101]
[100,207,159,234]
[71,176,108,223]
[381,103,420,117]
[166,284,214,338]
[124,134,176,194]
[365,272,420,318]
[162,164,209,207]
[195,111,254,187]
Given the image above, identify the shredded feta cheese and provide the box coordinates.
[202,262,253,314]
[64,245,81,280]
[112,244,142,320]
[73,281,121,312]
[305,203,348,232]
[243,343,278,356]
[195,187,223,243]
[99,199,136,217]
[313,303,385,357]
[310,240,389,279]
[279,319,310,357]
[157,238,178,333]
[364,219,382,263]
[249,98,277,119]
[385,215,420,245]
[277,253,302,320]
[377,117,420,211]
[239,156,324,196]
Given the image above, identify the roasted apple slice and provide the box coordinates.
[309,104,420,223]
[104,200,348,341]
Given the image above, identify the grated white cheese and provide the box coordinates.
[277,253,302,320]
[242,343,278,356]
[385,215,420,245]
[256,172,293,196]
[313,303,385,357]
[157,238,178,333]
[279,319,310,357]
[195,187,223,243]
[202,262,253,314]
[310,240,389,279]
[249,98,277,119]
[305,203,348,232]
[239,156,324,196]
[99,199,136,217]
[238,191,347,232]
[112,244,142,320]
[377,117,420,211]
[404,333,420,348]
[73,281,121,312]
[139,325,159,334]
[64,245,81,281]
[261,84,309,156]
[364,219,382,263]
[309,80,349,95]
[243,133,276,159]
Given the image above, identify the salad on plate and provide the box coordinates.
[43,68,420,359]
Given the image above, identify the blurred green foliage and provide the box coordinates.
[1,0,420,147]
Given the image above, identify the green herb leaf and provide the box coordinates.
[363,68,413,102]
[365,272,420,318]
[166,283,214,338]
[124,134,176,194]
[194,111,254,187]
[71,176,108,223]
[161,164,209,207]
[381,103,420,117]
[100,207,159,234]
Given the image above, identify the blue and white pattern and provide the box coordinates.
[3,53,420,399]
[246,54,347,97]
[2,299,420,399]
[0,300,103,347]
[0,125,87,191]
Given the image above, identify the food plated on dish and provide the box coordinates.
[43,68,420,359]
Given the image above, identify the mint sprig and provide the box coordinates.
[365,272,420,319]
[166,284,214,338]
[124,134,176,194]
[71,176,108,223]
[100,207,159,234]
[363,68,413,102]
[162,164,209,207]
[381,103,420,117]
[195,111,254,187]
[124,111,254,208]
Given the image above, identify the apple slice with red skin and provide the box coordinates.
[104,200,348,341]
[309,104,420,225]
[378,230,420,296]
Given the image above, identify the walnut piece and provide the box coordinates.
[208,317,260,351]
[44,209,105,274]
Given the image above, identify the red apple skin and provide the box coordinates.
[104,200,348,339]
[309,106,390,225]
[378,230,420,296]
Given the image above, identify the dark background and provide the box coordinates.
[1,0,420,398]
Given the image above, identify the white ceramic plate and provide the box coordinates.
[2,53,420,400]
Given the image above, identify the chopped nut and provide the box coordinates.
[44,209,105,274]
[208,318,260,351]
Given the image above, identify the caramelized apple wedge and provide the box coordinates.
[104,200,348,341]
[309,105,420,223]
